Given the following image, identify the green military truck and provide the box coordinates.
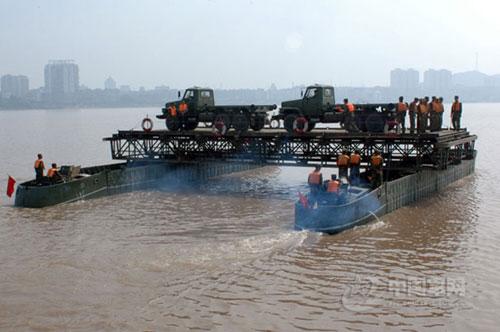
[156,87,276,134]
[271,84,396,133]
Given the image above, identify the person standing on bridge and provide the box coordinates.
[409,97,418,133]
[396,96,408,133]
[308,165,323,203]
[349,150,361,185]
[435,97,445,130]
[34,153,45,184]
[370,151,384,189]
[451,96,462,130]
[417,98,429,133]
[343,98,359,132]
[337,150,350,180]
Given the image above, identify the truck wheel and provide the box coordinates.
[250,116,265,131]
[365,113,385,132]
[233,114,249,133]
[184,121,198,131]
[284,114,297,134]
[166,115,180,131]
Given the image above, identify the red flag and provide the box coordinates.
[6,176,16,198]
[298,192,309,208]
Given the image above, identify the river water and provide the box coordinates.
[0,105,498,331]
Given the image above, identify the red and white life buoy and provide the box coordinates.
[142,117,153,132]
[293,116,308,134]
[212,119,227,136]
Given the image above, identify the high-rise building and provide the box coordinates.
[390,68,419,91]
[104,76,116,90]
[0,74,29,97]
[423,69,452,92]
[44,60,79,96]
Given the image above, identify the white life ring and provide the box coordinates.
[142,117,153,132]
[293,116,308,134]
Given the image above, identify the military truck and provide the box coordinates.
[156,87,276,134]
[270,84,396,133]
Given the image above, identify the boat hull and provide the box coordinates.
[295,158,476,234]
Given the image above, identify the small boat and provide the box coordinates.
[14,162,169,208]
[295,185,384,234]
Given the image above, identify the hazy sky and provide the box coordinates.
[2,0,500,89]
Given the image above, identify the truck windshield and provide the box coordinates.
[183,90,195,99]
[305,88,318,98]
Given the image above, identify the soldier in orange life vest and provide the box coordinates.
[349,150,361,185]
[451,95,462,130]
[326,174,341,193]
[343,98,359,132]
[337,150,350,179]
[47,163,62,183]
[417,98,429,133]
[408,97,418,133]
[435,97,445,130]
[370,151,384,188]
[307,165,323,201]
[34,153,45,184]
[396,96,408,133]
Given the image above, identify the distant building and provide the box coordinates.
[0,74,29,97]
[119,85,131,92]
[452,70,489,87]
[104,76,116,90]
[44,60,79,96]
[390,68,419,91]
[423,69,452,92]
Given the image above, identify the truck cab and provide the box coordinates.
[276,84,339,132]
[157,87,215,130]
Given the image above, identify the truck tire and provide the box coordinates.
[365,113,385,132]
[184,121,199,131]
[166,115,180,131]
[233,114,249,133]
[284,114,297,134]
[250,116,265,131]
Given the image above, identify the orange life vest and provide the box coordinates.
[34,159,44,170]
[308,171,322,185]
[169,105,177,117]
[418,103,428,114]
[434,102,444,113]
[346,103,355,112]
[47,168,57,177]
[452,101,461,113]
[397,102,408,112]
[409,101,418,113]
[337,154,350,167]
[178,102,188,113]
[350,153,361,166]
[371,155,383,167]
[327,180,340,193]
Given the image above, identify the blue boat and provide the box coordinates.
[294,157,476,234]
[295,186,384,234]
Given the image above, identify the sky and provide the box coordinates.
[1,0,500,89]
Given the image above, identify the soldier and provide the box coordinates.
[343,98,359,132]
[408,97,418,133]
[436,97,445,130]
[429,96,438,131]
[337,150,350,179]
[349,150,361,185]
[34,153,45,184]
[417,98,429,133]
[451,96,462,130]
[370,151,384,188]
[396,96,408,133]
[307,165,323,203]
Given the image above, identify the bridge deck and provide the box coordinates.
[104,128,477,170]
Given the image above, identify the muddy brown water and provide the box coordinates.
[0,106,498,331]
